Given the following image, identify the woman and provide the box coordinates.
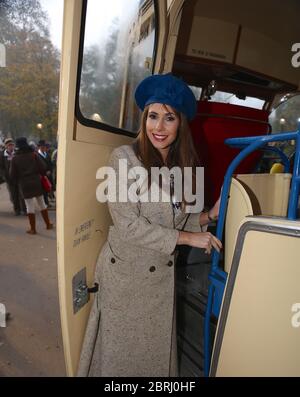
[78,73,221,377]
[10,137,53,234]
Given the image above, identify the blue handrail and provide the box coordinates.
[204,129,300,376]
[257,146,290,172]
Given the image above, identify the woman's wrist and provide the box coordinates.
[200,209,217,226]
[207,210,216,222]
[199,211,208,226]
[177,231,190,245]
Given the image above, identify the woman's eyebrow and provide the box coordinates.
[148,111,176,116]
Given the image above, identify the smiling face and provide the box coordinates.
[146,103,180,161]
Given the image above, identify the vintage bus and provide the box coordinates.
[56,0,300,376]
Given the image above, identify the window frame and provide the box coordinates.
[75,0,159,137]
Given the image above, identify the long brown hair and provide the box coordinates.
[132,104,201,204]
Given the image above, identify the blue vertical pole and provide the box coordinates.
[287,130,300,220]
[204,283,214,376]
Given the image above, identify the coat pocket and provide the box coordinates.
[106,242,132,280]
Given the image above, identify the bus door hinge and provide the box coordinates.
[72,268,99,314]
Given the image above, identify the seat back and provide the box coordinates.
[235,173,292,216]
[211,216,300,376]
[224,178,253,273]
[224,173,292,272]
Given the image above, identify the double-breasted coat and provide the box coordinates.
[77,145,203,377]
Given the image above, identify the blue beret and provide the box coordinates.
[135,73,197,121]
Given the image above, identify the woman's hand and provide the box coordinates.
[178,231,222,255]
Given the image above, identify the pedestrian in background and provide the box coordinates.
[0,138,26,215]
[37,140,55,205]
[10,137,53,234]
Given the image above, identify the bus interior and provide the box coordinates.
[56,0,300,376]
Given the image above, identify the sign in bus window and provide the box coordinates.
[79,0,156,133]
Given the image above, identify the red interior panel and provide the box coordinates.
[189,101,270,206]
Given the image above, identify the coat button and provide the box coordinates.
[167,261,173,267]
[111,257,115,264]
[149,266,156,272]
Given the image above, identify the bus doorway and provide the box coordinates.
[57,0,300,376]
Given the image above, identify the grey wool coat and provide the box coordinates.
[77,145,202,377]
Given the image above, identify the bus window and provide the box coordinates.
[259,93,300,167]
[79,0,156,133]
[189,85,202,100]
[269,93,300,134]
[208,90,265,109]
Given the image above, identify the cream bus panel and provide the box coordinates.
[186,17,238,63]
[212,217,300,376]
[75,121,133,146]
[236,28,299,86]
[58,125,132,375]
[176,0,300,86]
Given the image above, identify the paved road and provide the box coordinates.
[0,184,66,376]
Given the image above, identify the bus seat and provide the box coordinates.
[211,216,300,376]
[189,101,270,206]
[224,178,254,273]
[235,173,292,217]
[224,173,292,272]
